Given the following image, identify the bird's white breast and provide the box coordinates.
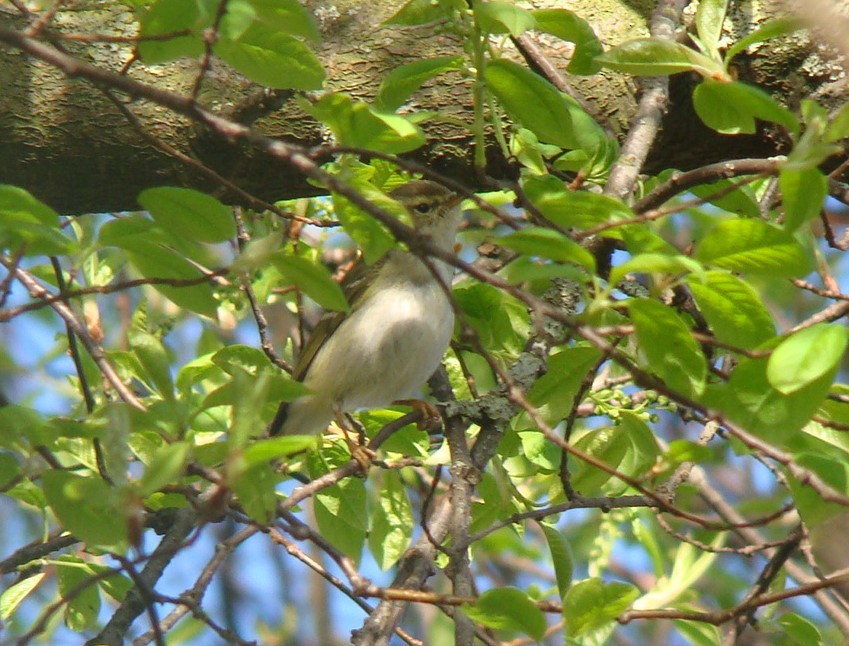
[303,264,454,410]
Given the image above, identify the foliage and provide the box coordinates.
[1,0,849,644]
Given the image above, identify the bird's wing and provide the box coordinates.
[292,251,390,380]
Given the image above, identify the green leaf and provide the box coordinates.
[454,284,530,358]
[609,253,703,287]
[138,0,205,63]
[204,370,305,409]
[241,435,318,467]
[826,102,849,142]
[776,612,824,645]
[138,441,190,495]
[532,9,603,75]
[98,213,162,247]
[314,477,367,563]
[272,252,349,312]
[780,168,827,231]
[231,462,278,523]
[686,271,775,348]
[462,587,546,640]
[571,426,630,493]
[385,0,458,26]
[524,347,601,428]
[499,227,595,270]
[0,573,45,622]
[0,451,20,488]
[596,39,723,77]
[563,578,639,636]
[523,175,633,230]
[541,523,574,598]
[138,187,235,243]
[690,177,762,217]
[484,59,574,149]
[767,324,848,394]
[129,331,175,401]
[615,412,662,486]
[705,356,833,443]
[693,79,799,135]
[211,344,273,375]
[57,556,101,631]
[474,2,536,36]
[788,452,849,526]
[0,184,58,226]
[303,93,425,153]
[42,471,126,547]
[124,243,219,317]
[0,411,47,450]
[369,471,413,570]
[724,17,805,65]
[695,0,728,57]
[694,218,811,276]
[332,184,399,264]
[0,185,70,255]
[238,0,319,41]
[375,56,463,112]
[215,24,325,90]
[630,299,707,396]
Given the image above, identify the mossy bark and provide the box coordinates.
[0,0,843,213]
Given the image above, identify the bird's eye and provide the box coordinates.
[413,203,432,214]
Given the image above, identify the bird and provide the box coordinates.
[268,179,464,436]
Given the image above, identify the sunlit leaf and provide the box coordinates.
[767,324,848,394]
[694,219,811,276]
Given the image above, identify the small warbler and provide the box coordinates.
[269,180,463,435]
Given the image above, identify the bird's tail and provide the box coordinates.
[266,395,333,436]
[267,401,290,436]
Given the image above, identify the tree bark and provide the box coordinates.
[0,0,843,214]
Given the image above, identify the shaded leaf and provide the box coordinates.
[725,17,805,65]
[138,441,190,496]
[541,523,574,598]
[780,168,827,232]
[42,471,126,547]
[630,299,706,396]
[272,252,349,312]
[462,587,546,640]
[375,56,463,112]
[693,79,799,135]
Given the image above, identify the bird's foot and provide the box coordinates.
[331,415,375,476]
[394,399,443,432]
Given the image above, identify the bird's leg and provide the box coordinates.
[393,399,443,432]
[333,410,374,475]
